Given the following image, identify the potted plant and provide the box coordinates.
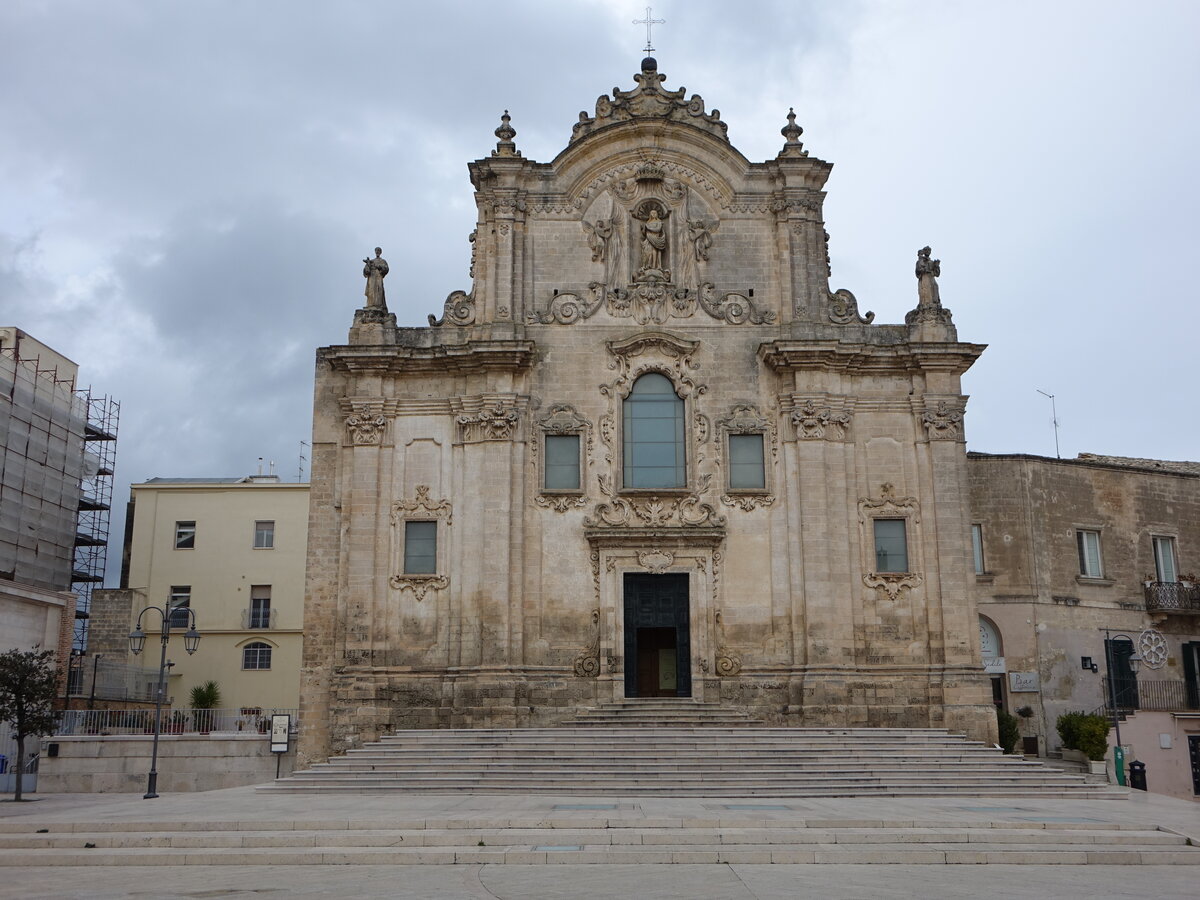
[167,710,186,734]
[189,681,221,733]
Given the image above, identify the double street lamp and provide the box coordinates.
[1101,627,1142,786]
[129,604,200,799]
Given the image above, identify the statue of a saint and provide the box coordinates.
[915,245,941,307]
[363,247,389,309]
[639,208,667,272]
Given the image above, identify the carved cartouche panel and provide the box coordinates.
[922,400,965,441]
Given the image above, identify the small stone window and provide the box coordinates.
[544,434,581,490]
[873,519,909,573]
[971,524,986,575]
[1076,529,1103,578]
[727,433,766,490]
[1153,535,1178,583]
[403,521,438,574]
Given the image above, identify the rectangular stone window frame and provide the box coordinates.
[247,585,272,629]
[723,430,770,495]
[1152,534,1178,583]
[541,431,585,495]
[402,520,440,575]
[1075,526,1105,580]
[174,520,195,550]
[872,518,911,575]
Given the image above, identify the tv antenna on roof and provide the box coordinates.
[1036,390,1061,459]
[634,6,665,54]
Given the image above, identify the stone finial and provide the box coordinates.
[778,108,807,158]
[492,110,520,158]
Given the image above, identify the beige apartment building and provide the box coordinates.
[91,476,308,711]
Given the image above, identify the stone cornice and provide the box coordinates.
[321,340,536,375]
[584,526,726,548]
[758,340,986,376]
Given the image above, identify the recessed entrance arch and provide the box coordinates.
[623,572,690,698]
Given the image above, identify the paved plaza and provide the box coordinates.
[1,786,1197,898]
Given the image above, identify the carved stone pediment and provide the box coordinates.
[390,485,452,525]
[858,483,920,525]
[571,59,728,145]
[863,571,923,601]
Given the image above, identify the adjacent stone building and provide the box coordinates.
[299,58,997,765]
[970,452,1200,799]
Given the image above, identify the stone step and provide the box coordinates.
[0,821,1192,865]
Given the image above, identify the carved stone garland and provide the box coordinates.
[858,483,923,600]
[717,404,777,510]
[389,486,452,601]
[456,404,520,443]
[533,404,592,513]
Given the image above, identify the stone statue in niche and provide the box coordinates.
[363,247,389,309]
[915,246,940,307]
[634,204,670,283]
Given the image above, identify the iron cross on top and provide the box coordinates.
[634,6,665,54]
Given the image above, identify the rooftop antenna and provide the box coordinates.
[299,440,309,483]
[634,6,665,55]
[269,459,275,477]
[1036,390,1061,459]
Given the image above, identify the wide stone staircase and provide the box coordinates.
[261,701,1120,799]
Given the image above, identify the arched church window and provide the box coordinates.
[623,373,685,489]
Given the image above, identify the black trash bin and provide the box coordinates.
[1128,759,1147,791]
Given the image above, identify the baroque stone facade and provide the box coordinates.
[299,58,996,765]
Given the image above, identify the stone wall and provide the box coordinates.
[37,733,296,793]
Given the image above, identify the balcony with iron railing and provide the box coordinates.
[1143,581,1200,614]
[1100,677,1198,713]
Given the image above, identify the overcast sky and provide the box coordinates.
[3,0,1198,582]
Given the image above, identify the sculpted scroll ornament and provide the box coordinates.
[428,290,476,327]
[391,485,452,525]
[863,571,923,601]
[388,573,449,602]
[346,413,387,445]
[637,549,675,573]
[456,405,520,443]
[791,401,851,441]
[697,283,775,325]
[828,288,875,325]
[585,474,726,529]
[922,401,965,441]
[573,608,601,677]
[713,608,741,676]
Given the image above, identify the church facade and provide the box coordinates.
[299,59,996,765]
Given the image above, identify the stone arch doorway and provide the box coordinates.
[979,615,1005,710]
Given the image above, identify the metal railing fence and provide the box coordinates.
[55,707,300,736]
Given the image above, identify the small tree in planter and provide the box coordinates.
[189,681,221,733]
[996,707,1020,754]
[0,648,61,801]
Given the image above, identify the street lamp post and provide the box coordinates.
[1101,627,1142,787]
[129,604,200,799]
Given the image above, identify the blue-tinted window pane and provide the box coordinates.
[623,374,685,489]
[544,435,580,490]
[404,521,438,574]
[728,434,765,489]
[874,519,908,573]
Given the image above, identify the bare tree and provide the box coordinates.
[0,648,60,801]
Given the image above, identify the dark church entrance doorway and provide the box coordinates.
[623,572,691,698]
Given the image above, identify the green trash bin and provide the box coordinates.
[1113,745,1126,786]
